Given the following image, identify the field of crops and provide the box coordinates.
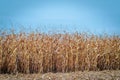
[0,31,120,74]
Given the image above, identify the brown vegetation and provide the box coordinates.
[0,31,120,73]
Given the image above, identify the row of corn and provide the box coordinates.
[0,32,120,73]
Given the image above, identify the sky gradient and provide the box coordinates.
[0,0,120,35]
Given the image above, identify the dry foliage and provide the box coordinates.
[0,31,120,73]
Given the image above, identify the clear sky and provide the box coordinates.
[0,0,120,35]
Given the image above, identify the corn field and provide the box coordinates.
[0,31,120,74]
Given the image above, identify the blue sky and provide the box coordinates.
[0,0,120,35]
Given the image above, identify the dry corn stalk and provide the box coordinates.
[0,31,120,73]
